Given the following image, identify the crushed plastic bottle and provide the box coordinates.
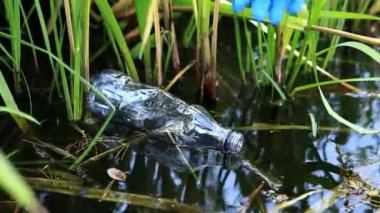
[88,70,244,153]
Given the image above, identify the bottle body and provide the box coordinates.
[88,70,243,153]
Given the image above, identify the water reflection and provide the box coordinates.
[93,60,380,211]
[113,140,280,211]
[2,51,378,212]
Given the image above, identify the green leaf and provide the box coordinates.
[0,31,116,169]
[0,106,40,125]
[135,0,153,41]
[315,41,380,134]
[291,77,380,96]
[0,71,30,132]
[318,88,380,134]
[318,41,380,64]
[319,11,380,21]
[0,151,42,213]
[261,71,287,101]
[93,0,140,82]
[335,42,380,64]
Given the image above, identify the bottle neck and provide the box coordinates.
[215,127,232,151]
[224,131,244,153]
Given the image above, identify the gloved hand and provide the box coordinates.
[232,0,305,25]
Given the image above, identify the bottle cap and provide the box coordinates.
[225,131,244,153]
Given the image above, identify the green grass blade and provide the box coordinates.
[34,0,60,98]
[309,0,328,24]
[242,18,257,85]
[0,43,17,65]
[233,14,246,84]
[261,71,287,101]
[308,34,380,134]
[256,24,264,78]
[182,15,196,48]
[0,151,44,213]
[20,3,39,69]
[321,0,348,68]
[83,0,91,85]
[266,25,275,83]
[135,0,153,41]
[4,0,22,92]
[319,11,380,21]
[318,88,380,134]
[13,0,21,76]
[290,77,380,96]
[94,0,140,82]
[0,31,116,168]
[318,41,380,64]
[152,1,163,86]
[0,71,30,132]
[72,2,84,120]
[0,106,40,125]
[134,0,154,83]
[284,30,301,78]
[49,0,73,119]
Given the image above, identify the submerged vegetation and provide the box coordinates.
[0,0,379,212]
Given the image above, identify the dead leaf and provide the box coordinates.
[107,168,127,182]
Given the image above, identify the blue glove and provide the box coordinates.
[232,0,305,25]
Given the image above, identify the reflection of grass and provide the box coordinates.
[26,177,202,212]
[274,166,380,211]
[236,122,352,133]
[166,131,198,180]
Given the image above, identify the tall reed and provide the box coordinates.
[3,0,21,93]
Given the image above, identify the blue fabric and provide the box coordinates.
[251,0,271,22]
[232,0,305,25]
[269,0,287,25]
[233,0,250,12]
[288,0,304,14]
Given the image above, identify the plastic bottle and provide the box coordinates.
[88,70,244,153]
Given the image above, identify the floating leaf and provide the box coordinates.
[107,168,127,182]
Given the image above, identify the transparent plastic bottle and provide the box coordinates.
[88,70,244,153]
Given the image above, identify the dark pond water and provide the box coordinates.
[1,48,379,213]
